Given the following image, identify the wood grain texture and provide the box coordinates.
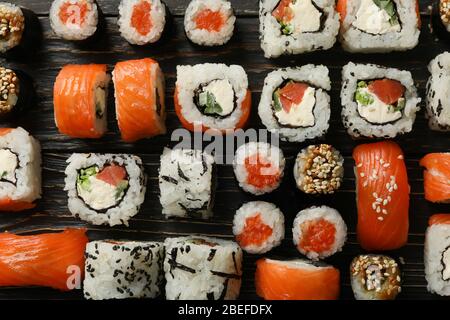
[0,0,448,300]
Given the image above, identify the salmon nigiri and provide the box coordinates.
[353,141,409,251]
[420,153,450,203]
[0,228,88,291]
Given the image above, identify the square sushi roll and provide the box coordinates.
[341,62,420,139]
[83,240,164,300]
[259,0,340,58]
[159,148,215,219]
[164,236,243,300]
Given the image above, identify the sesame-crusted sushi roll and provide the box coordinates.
[0,66,34,118]
[292,206,347,260]
[350,254,402,300]
[83,240,164,300]
[184,0,235,46]
[294,144,343,195]
[426,52,450,131]
[64,153,146,227]
[258,65,331,142]
[441,0,450,32]
[159,148,215,219]
[164,236,243,300]
[118,0,167,45]
[233,142,285,196]
[341,62,420,139]
[233,201,285,254]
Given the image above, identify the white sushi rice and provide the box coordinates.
[258,65,331,142]
[176,63,248,131]
[84,240,164,300]
[292,206,347,260]
[50,0,98,41]
[0,3,24,53]
[339,0,420,53]
[341,62,421,138]
[164,236,243,300]
[118,0,166,45]
[233,201,285,254]
[259,0,340,58]
[184,0,235,46]
[233,142,285,195]
[426,52,450,131]
[65,153,146,226]
[425,222,450,296]
[0,127,41,203]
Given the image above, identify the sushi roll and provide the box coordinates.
[441,0,450,32]
[233,142,285,195]
[50,0,99,41]
[336,0,421,53]
[420,153,450,203]
[64,153,146,227]
[341,62,420,139]
[426,52,450,131]
[112,58,166,142]
[84,240,164,300]
[118,0,167,45]
[184,0,235,46]
[425,214,450,296]
[0,127,41,211]
[258,65,331,142]
[292,206,347,260]
[159,148,215,219]
[350,254,401,300]
[255,258,340,300]
[293,144,343,195]
[0,66,34,118]
[232,201,285,254]
[259,0,340,58]
[353,141,409,251]
[54,64,110,139]
[174,63,251,134]
[164,236,243,300]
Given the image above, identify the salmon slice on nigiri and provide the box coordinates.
[353,141,409,251]
[420,153,450,203]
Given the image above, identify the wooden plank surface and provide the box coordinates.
[0,0,449,300]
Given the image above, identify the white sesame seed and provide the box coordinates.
[357,163,363,168]
[376,207,381,213]
[382,209,388,215]
[393,184,398,190]
[378,216,384,221]
[397,155,404,160]
[372,192,378,198]
[360,172,365,177]
[383,199,388,206]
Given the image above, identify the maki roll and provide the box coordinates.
[420,153,450,203]
[233,201,285,254]
[0,127,41,211]
[293,144,344,195]
[258,65,331,142]
[64,153,146,226]
[84,240,164,300]
[118,0,167,45]
[0,66,34,118]
[336,0,421,53]
[259,0,340,58]
[112,58,166,142]
[184,0,235,46]
[158,148,215,219]
[425,214,450,296]
[441,0,450,32]
[341,62,420,139]
[292,206,347,260]
[174,63,251,134]
[426,52,450,131]
[50,0,99,41]
[164,236,243,300]
[54,64,110,139]
[233,142,285,195]
[350,254,401,300]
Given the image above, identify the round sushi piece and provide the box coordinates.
[50,0,99,41]
[294,144,344,195]
[258,65,331,142]
[440,0,450,32]
[0,3,24,53]
[0,66,34,118]
[184,0,235,46]
[64,153,146,226]
[350,254,401,300]
[233,201,285,254]
[292,206,347,260]
[118,0,167,45]
[233,142,285,195]
[341,62,421,139]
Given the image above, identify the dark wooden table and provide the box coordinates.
[0,0,448,300]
